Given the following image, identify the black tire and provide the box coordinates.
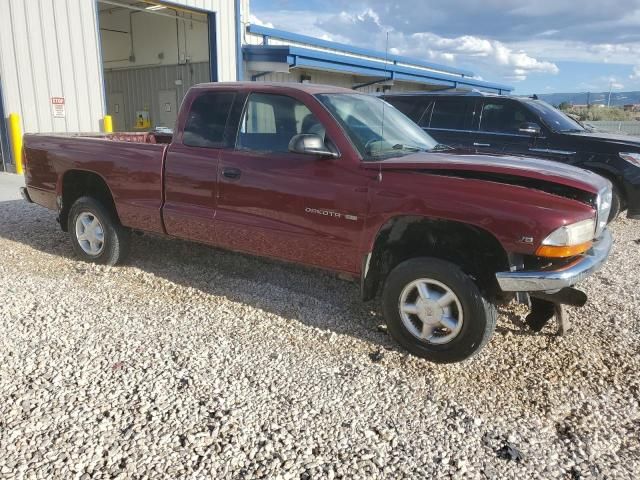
[68,196,130,265]
[607,185,622,222]
[382,257,497,363]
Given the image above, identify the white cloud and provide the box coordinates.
[311,9,559,81]
[249,14,273,29]
[509,39,640,65]
[405,31,559,80]
[631,66,640,79]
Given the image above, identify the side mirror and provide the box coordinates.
[288,134,339,158]
[519,122,542,136]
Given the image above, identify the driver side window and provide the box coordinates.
[479,101,535,135]
[236,93,326,153]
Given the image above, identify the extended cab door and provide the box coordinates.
[473,98,547,156]
[163,90,236,243]
[424,97,479,149]
[215,91,368,274]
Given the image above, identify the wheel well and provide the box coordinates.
[59,170,118,232]
[590,168,625,204]
[362,217,510,302]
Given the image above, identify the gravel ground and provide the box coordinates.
[0,189,639,479]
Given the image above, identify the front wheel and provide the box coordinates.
[68,196,130,265]
[382,257,497,363]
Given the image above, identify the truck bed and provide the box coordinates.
[23,133,168,234]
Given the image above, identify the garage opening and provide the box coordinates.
[97,0,214,132]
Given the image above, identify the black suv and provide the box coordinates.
[383,91,640,220]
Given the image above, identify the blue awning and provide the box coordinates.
[244,25,513,94]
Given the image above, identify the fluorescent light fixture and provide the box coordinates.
[145,4,167,10]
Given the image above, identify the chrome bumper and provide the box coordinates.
[496,229,613,292]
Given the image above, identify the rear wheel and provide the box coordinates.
[382,257,497,363]
[68,196,130,265]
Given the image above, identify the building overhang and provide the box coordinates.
[244,25,513,94]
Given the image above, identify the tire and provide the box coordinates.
[382,257,497,363]
[68,196,130,265]
[607,185,622,222]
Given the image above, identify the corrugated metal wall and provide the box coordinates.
[104,62,209,131]
[172,0,239,83]
[0,0,106,133]
[0,0,239,135]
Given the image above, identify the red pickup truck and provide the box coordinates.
[21,82,613,363]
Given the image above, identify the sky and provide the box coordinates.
[249,0,640,95]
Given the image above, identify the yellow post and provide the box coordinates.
[103,115,113,133]
[8,113,23,174]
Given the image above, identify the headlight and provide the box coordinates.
[536,218,595,258]
[620,152,640,167]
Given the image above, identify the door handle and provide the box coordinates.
[473,142,491,147]
[222,167,241,179]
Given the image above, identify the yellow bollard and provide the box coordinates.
[103,115,113,133]
[8,113,23,174]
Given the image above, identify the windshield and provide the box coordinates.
[523,99,585,133]
[316,93,439,160]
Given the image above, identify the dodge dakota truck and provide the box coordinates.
[21,82,613,363]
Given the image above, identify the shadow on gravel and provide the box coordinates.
[0,200,537,353]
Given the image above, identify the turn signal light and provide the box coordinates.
[535,241,593,258]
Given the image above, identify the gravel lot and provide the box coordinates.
[1,175,639,479]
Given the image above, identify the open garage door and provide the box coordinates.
[98,0,215,132]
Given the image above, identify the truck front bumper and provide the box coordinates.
[496,229,613,292]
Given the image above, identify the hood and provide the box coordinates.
[566,130,640,150]
[364,152,609,196]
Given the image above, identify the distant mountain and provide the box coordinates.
[535,91,640,107]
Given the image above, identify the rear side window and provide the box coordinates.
[236,93,325,153]
[479,101,536,134]
[183,92,236,147]
[385,96,430,124]
[429,98,475,130]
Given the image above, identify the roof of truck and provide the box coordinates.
[192,81,357,95]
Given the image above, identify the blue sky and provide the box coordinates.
[249,0,640,94]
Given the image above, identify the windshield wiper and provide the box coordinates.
[392,143,426,152]
[431,143,454,151]
[560,128,584,133]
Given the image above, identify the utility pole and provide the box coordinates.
[607,81,613,107]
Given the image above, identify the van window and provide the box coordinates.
[385,97,430,124]
[479,101,536,134]
[183,92,236,147]
[429,98,475,130]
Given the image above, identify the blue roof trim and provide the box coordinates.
[248,24,475,78]
[243,45,513,93]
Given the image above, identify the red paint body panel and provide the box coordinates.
[22,82,604,278]
[24,134,166,234]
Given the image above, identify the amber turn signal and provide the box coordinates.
[535,241,593,258]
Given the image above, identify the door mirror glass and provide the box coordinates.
[288,134,338,158]
[518,122,542,136]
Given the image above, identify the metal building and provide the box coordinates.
[0,0,511,172]
[0,0,243,171]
